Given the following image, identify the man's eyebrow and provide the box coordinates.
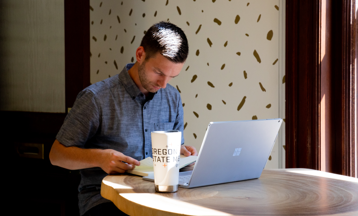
[153,67,179,78]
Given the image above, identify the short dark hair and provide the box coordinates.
[140,21,189,63]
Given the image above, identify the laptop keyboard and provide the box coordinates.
[179,173,192,185]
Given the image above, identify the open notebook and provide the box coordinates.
[127,155,197,177]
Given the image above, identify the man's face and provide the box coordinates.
[138,52,184,93]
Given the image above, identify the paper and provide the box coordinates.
[127,155,197,177]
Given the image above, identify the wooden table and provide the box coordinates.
[101,169,358,215]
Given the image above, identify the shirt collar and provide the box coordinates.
[118,63,142,99]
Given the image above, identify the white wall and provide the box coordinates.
[0,0,65,113]
[90,0,285,168]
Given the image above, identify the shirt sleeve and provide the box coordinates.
[173,94,185,145]
[56,89,100,148]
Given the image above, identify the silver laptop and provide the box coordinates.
[144,118,283,188]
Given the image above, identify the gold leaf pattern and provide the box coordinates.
[247,2,250,6]
[268,155,272,160]
[213,18,222,25]
[237,96,246,111]
[245,33,249,37]
[114,60,118,70]
[207,38,213,47]
[266,104,271,108]
[193,111,199,118]
[257,14,261,22]
[273,58,278,65]
[131,35,135,44]
[267,30,273,40]
[182,103,185,107]
[253,50,261,63]
[184,122,188,129]
[120,46,124,53]
[90,6,94,11]
[236,52,241,56]
[195,94,198,98]
[243,70,247,79]
[186,21,190,26]
[235,15,240,24]
[195,24,202,34]
[177,6,181,15]
[228,82,233,87]
[252,115,258,120]
[154,11,157,17]
[196,49,200,56]
[92,36,97,42]
[259,82,266,92]
[275,5,279,10]
[224,41,228,47]
[283,145,286,150]
[207,81,215,88]
[129,9,133,16]
[221,64,225,70]
[207,104,212,110]
[193,133,197,139]
[185,66,190,71]
[191,75,197,83]
[222,100,226,105]
[282,75,285,84]
[165,0,168,6]
[176,85,181,93]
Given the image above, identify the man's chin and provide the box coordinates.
[149,85,161,92]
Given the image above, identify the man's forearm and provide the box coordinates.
[49,139,104,170]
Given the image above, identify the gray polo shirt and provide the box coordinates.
[56,63,184,215]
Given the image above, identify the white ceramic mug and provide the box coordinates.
[151,130,181,192]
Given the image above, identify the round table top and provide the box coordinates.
[101,168,358,216]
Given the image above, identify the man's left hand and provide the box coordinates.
[180,145,197,156]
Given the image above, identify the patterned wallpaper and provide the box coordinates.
[90,0,285,169]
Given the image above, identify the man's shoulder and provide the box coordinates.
[157,83,181,103]
[162,83,180,95]
[84,75,121,96]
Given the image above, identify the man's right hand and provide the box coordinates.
[50,140,140,174]
[99,149,140,174]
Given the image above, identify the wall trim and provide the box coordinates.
[278,0,286,168]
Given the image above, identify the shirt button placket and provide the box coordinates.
[143,105,148,158]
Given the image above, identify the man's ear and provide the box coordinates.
[136,46,146,63]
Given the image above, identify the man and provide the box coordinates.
[49,21,197,216]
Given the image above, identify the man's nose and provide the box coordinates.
[158,76,170,89]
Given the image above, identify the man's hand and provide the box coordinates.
[180,145,197,156]
[99,149,140,175]
[49,140,140,174]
